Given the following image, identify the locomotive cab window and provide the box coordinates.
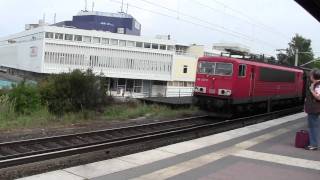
[198,62,232,76]
[215,63,233,76]
[238,64,246,77]
[198,62,215,74]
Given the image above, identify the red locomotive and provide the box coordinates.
[193,56,305,115]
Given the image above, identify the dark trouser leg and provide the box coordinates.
[308,114,319,146]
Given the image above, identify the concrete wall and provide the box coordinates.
[0,37,44,73]
[172,55,197,82]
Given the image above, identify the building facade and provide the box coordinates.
[0,25,179,97]
[0,11,231,98]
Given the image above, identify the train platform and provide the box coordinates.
[19,112,320,180]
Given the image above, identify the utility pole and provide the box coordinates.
[294,49,299,66]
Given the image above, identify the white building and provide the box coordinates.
[0,25,199,97]
[1,10,239,98]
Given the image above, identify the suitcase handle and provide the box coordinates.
[299,130,308,133]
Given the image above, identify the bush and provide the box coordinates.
[39,69,109,115]
[0,94,15,119]
[8,81,41,114]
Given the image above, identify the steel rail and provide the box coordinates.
[0,106,302,169]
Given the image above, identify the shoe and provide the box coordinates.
[305,145,318,150]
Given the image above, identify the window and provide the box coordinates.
[54,33,63,40]
[136,42,143,48]
[159,44,166,50]
[127,41,135,47]
[144,43,151,48]
[198,61,215,74]
[153,81,166,85]
[238,64,246,77]
[198,62,233,76]
[119,40,126,46]
[92,37,100,43]
[134,80,142,93]
[83,36,91,42]
[74,35,82,41]
[117,27,125,34]
[172,81,178,86]
[215,63,233,75]
[101,38,109,44]
[64,34,73,41]
[111,39,118,45]
[126,79,134,92]
[167,45,174,51]
[45,32,53,38]
[152,43,158,49]
[183,65,188,73]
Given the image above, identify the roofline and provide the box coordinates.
[198,56,303,72]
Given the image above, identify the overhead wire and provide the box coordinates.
[118,0,279,49]
[135,0,251,40]
[190,0,291,40]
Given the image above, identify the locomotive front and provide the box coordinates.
[193,57,235,112]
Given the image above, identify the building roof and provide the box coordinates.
[52,11,141,36]
[295,0,320,22]
[77,11,134,18]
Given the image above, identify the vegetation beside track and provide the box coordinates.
[0,102,197,131]
[0,70,197,131]
[104,103,197,121]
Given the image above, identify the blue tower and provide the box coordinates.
[53,11,141,36]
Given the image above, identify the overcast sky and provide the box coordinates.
[0,0,319,56]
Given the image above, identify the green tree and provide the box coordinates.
[286,34,314,67]
[39,69,109,115]
[312,57,320,69]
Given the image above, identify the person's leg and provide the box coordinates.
[308,114,319,147]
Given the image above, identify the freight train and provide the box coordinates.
[193,56,307,116]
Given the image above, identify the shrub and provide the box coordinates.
[0,94,14,119]
[8,81,41,114]
[39,69,109,115]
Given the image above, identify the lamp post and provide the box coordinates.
[294,49,299,66]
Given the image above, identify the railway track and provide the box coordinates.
[0,106,302,169]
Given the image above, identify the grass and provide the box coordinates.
[0,107,95,130]
[104,102,198,120]
[0,101,198,131]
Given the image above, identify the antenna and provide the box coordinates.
[84,0,88,11]
[54,13,56,24]
[126,3,128,14]
[92,1,95,11]
[120,0,124,13]
[43,13,46,23]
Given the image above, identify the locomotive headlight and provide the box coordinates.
[218,89,232,96]
[194,86,206,93]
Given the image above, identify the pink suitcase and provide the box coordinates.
[295,130,309,148]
